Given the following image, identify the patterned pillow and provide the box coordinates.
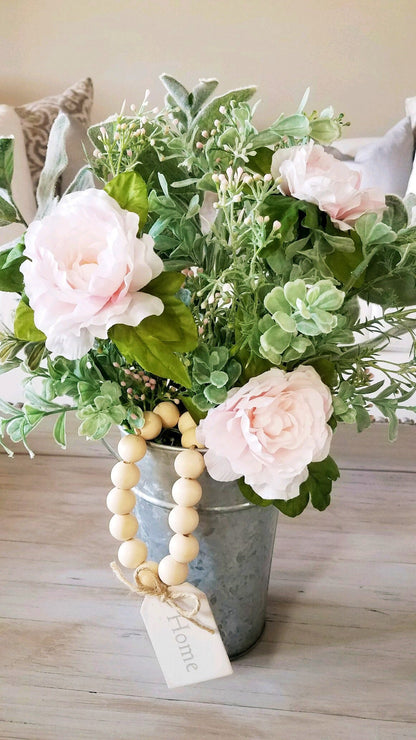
[15,77,93,192]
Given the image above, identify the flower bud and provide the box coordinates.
[309,117,342,145]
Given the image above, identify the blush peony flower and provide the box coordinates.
[271,142,385,231]
[196,366,333,500]
[21,189,164,359]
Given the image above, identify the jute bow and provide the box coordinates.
[110,561,214,634]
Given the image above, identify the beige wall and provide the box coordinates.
[1,0,416,136]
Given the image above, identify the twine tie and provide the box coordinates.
[110,562,214,634]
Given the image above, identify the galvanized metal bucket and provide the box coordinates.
[130,441,278,658]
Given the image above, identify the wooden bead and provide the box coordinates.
[118,538,148,569]
[140,411,163,440]
[109,513,139,541]
[117,434,147,463]
[181,427,204,449]
[174,449,205,479]
[154,401,180,429]
[168,505,199,534]
[110,461,140,489]
[136,561,159,587]
[158,555,188,586]
[171,478,202,506]
[169,533,199,563]
[178,411,196,434]
[106,487,136,514]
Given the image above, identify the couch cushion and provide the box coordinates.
[15,77,93,193]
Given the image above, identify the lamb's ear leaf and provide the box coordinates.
[160,74,190,114]
[36,112,70,218]
[189,79,219,117]
[63,165,95,195]
[190,86,257,141]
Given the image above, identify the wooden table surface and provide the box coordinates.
[0,423,415,740]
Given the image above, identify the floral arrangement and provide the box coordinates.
[1,74,415,517]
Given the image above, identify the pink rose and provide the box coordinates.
[21,189,164,359]
[196,366,333,500]
[271,142,385,231]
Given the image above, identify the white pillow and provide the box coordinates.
[353,118,414,197]
[334,119,414,198]
[405,96,416,195]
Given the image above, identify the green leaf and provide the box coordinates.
[238,471,310,516]
[394,225,416,247]
[109,324,191,387]
[273,113,310,139]
[25,341,46,371]
[238,478,275,507]
[382,195,408,232]
[209,370,228,388]
[185,193,200,220]
[141,272,198,352]
[105,171,148,227]
[78,413,112,440]
[87,119,115,150]
[179,395,207,424]
[24,386,63,412]
[309,358,338,387]
[0,239,25,292]
[53,412,67,448]
[0,137,14,193]
[247,148,273,177]
[14,301,46,342]
[23,405,45,426]
[0,192,18,226]
[273,491,310,517]
[191,86,257,140]
[355,212,396,249]
[36,112,70,218]
[77,380,99,407]
[316,230,355,253]
[250,128,284,148]
[355,405,372,432]
[209,347,229,371]
[100,380,122,404]
[203,385,227,404]
[303,456,340,511]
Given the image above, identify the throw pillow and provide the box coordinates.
[15,77,93,192]
[405,96,416,195]
[352,117,414,197]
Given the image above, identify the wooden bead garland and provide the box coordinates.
[107,404,205,587]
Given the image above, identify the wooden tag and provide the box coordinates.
[140,583,233,688]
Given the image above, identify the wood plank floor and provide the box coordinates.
[0,424,415,739]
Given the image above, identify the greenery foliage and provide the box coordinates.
[0,74,415,516]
